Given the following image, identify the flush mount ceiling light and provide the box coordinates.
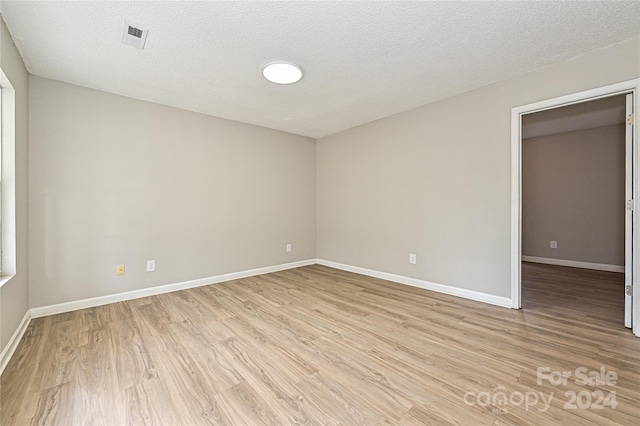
[262,61,303,84]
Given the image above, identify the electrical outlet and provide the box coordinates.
[409,253,417,264]
[550,241,558,249]
[286,243,292,253]
[117,265,125,275]
[146,260,156,272]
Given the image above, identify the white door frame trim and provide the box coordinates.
[510,79,640,337]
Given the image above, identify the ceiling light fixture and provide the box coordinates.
[262,61,303,84]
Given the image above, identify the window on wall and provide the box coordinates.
[0,84,3,275]
[0,68,16,287]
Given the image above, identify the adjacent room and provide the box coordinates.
[1,1,639,425]
[522,96,628,327]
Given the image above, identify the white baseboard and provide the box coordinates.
[316,259,512,308]
[522,256,624,273]
[0,310,31,376]
[30,259,316,318]
[31,257,514,319]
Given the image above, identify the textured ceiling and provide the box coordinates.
[1,1,639,138]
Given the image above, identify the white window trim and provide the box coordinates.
[0,68,17,288]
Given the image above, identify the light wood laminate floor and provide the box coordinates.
[1,263,638,425]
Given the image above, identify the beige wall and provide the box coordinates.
[522,125,625,266]
[317,37,639,298]
[9,29,640,320]
[0,17,29,352]
[29,76,316,308]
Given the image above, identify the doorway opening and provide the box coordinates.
[511,79,640,337]
[521,95,626,329]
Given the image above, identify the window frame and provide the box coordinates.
[0,68,17,288]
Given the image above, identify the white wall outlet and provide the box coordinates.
[146,260,156,272]
[550,241,558,249]
[286,243,292,253]
[409,253,417,264]
[117,265,125,275]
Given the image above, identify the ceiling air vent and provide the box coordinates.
[121,21,148,49]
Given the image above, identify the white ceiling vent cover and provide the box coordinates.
[121,21,148,49]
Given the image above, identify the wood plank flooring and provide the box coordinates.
[1,263,639,425]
